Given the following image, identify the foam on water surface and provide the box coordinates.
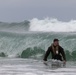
[0,58,76,75]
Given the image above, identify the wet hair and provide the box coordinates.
[53,39,59,42]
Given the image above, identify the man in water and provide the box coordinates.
[43,39,66,65]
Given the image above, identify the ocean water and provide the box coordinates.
[0,58,76,75]
[0,18,76,75]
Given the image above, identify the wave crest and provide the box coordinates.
[30,18,76,32]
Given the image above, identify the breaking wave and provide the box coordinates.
[0,18,76,61]
[0,18,76,33]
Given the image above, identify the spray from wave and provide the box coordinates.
[0,18,76,33]
[30,18,76,32]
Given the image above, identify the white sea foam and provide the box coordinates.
[0,58,76,75]
[0,18,76,33]
[30,18,76,32]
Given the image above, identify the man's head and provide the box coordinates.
[53,39,59,46]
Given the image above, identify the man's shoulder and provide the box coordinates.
[48,46,52,50]
[59,45,64,50]
[49,45,53,48]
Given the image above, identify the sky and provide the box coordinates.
[0,0,76,22]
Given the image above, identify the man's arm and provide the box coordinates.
[60,47,66,61]
[43,47,51,61]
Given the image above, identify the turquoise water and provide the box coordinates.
[0,31,76,61]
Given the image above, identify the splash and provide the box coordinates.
[30,18,76,32]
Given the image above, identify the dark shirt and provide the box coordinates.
[43,45,66,61]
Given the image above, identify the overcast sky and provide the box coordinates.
[0,0,76,22]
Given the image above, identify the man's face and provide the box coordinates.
[53,41,59,46]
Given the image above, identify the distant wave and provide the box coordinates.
[30,18,76,32]
[0,18,76,33]
[0,20,30,33]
